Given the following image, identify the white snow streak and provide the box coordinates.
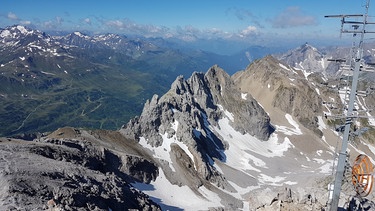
[318,58,326,69]
[259,174,286,186]
[315,88,320,95]
[276,114,302,135]
[279,63,298,75]
[217,104,234,122]
[139,120,196,172]
[40,71,55,76]
[317,116,327,130]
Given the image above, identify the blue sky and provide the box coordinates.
[1,0,374,50]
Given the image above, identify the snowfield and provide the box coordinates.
[133,169,223,210]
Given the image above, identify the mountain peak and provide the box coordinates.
[277,43,325,72]
[299,42,318,52]
[72,31,90,38]
[0,25,40,39]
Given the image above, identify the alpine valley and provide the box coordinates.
[1,25,375,210]
[0,25,259,137]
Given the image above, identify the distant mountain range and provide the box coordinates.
[2,24,375,138]
[0,25,284,137]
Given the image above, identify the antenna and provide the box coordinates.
[325,0,375,210]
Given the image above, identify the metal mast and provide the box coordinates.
[325,1,375,210]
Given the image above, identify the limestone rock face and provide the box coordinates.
[121,65,273,187]
[233,55,323,136]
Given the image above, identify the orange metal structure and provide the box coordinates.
[351,154,374,197]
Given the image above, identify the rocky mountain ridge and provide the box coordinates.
[276,42,375,80]
[121,65,273,191]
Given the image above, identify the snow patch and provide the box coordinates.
[73,31,88,38]
[259,174,286,186]
[318,161,334,174]
[279,63,290,71]
[0,30,11,38]
[17,25,29,34]
[215,117,294,159]
[139,121,196,172]
[318,58,326,69]
[241,93,247,100]
[276,114,302,135]
[217,104,234,122]
[133,169,223,210]
[301,68,312,79]
[316,150,323,156]
[41,71,56,76]
[285,181,298,185]
[138,137,175,171]
[317,116,327,130]
[315,88,320,95]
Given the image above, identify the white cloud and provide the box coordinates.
[239,26,258,37]
[7,12,18,20]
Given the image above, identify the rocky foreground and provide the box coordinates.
[0,128,161,211]
[0,129,325,211]
[2,128,374,211]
